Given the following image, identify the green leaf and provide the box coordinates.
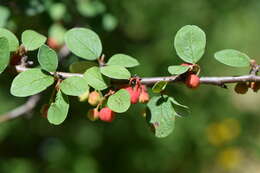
[107,54,139,68]
[47,90,69,125]
[83,66,107,90]
[100,65,131,79]
[214,49,251,67]
[0,28,19,51]
[64,28,102,60]
[38,44,58,72]
[102,13,118,31]
[0,37,10,74]
[22,30,47,51]
[107,89,131,113]
[146,95,176,138]
[69,61,98,73]
[60,76,89,96]
[174,25,206,63]
[169,96,190,117]
[152,81,168,93]
[49,3,66,21]
[0,6,10,27]
[168,65,189,75]
[10,69,54,97]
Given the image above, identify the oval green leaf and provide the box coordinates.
[10,69,54,97]
[146,95,176,138]
[152,81,168,93]
[47,90,69,125]
[107,54,139,68]
[64,28,102,60]
[69,61,98,73]
[60,76,89,96]
[22,30,47,51]
[38,44,58,72]
[0,37,10,74]
[168,65,189,75]
[174,25,206,63]
[83,66,107,90]
[107,89,131,113]
[0,28,19,51]
[214,49,251,67]
[100,65,131,79]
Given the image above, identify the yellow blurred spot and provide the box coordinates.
[216,147,242,170]
[206,118,240,146]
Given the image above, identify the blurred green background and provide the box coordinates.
[1,0,260,173]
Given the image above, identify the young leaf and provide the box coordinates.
[10,69,54,97]
[69,61,98,73]
[0,28,19,51]
[168,65,189,75]
[64,28,102,60]
[169,96,190,117]
[0,37,10,74]
[107,89,131,113]
[49,23,66,45]
[100,65,131,79]
[83,66,107,90]
[146,95,176,138]
[60,76,89,96]
[174,25,206,63]
[47,90,69,125]
[107,54,139,68]
[38,44,58,72]
[22,30,47,51]
[214,49,251,67]
[152,81,168,93]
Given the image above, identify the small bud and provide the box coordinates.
[40,104,49,118]
[78,90,89,102]
[234,83,248,94]
[88,91,102,106]
[124,85,141,104]
[185,74,200,89]
[87,108,100,121]
[99,107,115,122]
[139,85,149,103]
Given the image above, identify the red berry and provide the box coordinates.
[87,108,100,121]
[99,107,115,122]
[88,91,102,106]
[139,85,149,103]
[124,85,141,104]
[185,74,200,89]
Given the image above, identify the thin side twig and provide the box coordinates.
[0,95,41,123]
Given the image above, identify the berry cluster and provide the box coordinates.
[86,79,149,123]
[234,82,260,94]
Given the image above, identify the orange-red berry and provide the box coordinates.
[88,91,102,106]
[87,108,100,121]
[139,85,149,103]
[99,107,115,122]
[47,37,60,50]
[185,74,200,89]
[250,82,260,92]
[124,85,141,104]
[234,83,248,94]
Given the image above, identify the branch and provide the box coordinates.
[14,65,260,86]
[0,95,41,123]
